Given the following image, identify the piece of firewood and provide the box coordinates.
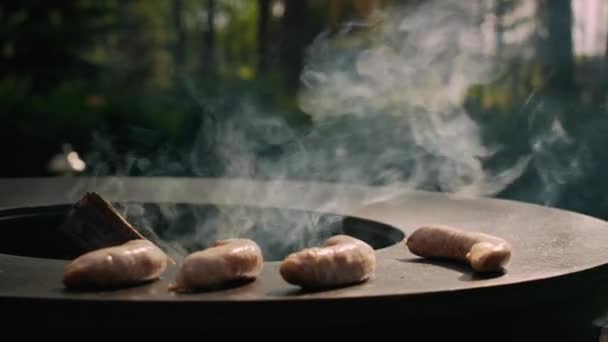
[59,192,175,263]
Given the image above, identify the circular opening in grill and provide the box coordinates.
[0,203,404,261]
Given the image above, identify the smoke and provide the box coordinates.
[81,0,580,257]
[524,97,590,207]
[293,0,528,195]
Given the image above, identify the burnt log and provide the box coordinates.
[59,192,146,251]
[59,192,176,262]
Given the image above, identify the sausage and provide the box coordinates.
[170,238,263,292]
[406,225,512,272]
[279,235,376,289]
[63,239,169,290]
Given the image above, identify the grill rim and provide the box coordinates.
[2,177,608,313]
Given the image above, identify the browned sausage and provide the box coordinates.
[170,238,263,292]
[63,239,169,290]
[279,235,376,288]
[406,225,512,272]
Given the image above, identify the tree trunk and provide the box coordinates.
[541,0,575,94]
[257,0,270,74]
[173,0,185,67]
[281,0,311,90]
[494,0,505,57]
[202,0,216,76]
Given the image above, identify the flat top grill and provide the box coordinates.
[2,177,608,314]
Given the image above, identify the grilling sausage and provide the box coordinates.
[406,225,512,272]
[170,238,263,292]
[63,239,169,290]
[279,235,376,288]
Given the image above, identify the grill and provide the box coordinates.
[2,177,608,339]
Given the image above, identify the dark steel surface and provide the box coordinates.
[2,177,608,337]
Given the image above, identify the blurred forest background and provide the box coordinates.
[1,0,608,219]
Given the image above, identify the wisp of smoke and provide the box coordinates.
[84,0,552,257]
